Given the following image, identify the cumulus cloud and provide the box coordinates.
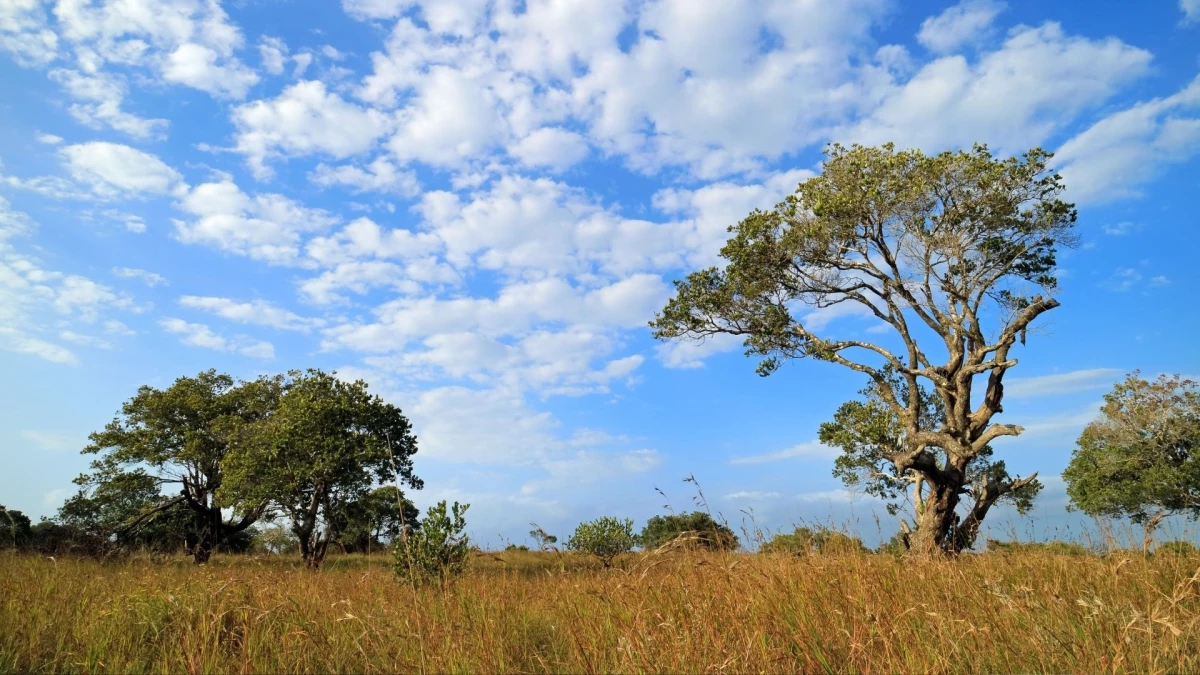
[730,441,840,465]
[916,0,1006,53]
[60,142,182,198]
[232,80,391,178]
[173,180,338,265]
[178,295,323,331]
[112,267,167,286]
[159,318,275,359]
[1056,75,1200,204]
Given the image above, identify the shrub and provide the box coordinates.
[394,501,470,585]
[639,511,739,551]
[504,543,530,552]
[760,527,867,555]
[1156,540,1197,555]
[567,517,636,568]
[986,539,1090,555]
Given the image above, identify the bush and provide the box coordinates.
[504,543,530,552]
[760,527,867,556]
[567,517,636,568]
[639,511,738,551]
[1156,540,1197,555]
[394,501,470,585]
[986,539,1090,555]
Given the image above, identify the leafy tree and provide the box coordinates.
[57,470,192,554]
[1156,540,1197,556]
[567,516,637,568]
[652,143,1073,556]
[82,370,281,563]
[0,504,32,549]
[1063,373,1200,553]
[394,501,470,585]
[821,368,1041,551]
[639,511,739,551]
[760,527,868,555]
[504,543,530,552]
[333,486,420,554]
[251,524,299,555]
[221,370,422,569]
[528,523,558,551]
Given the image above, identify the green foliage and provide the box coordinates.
[0,504,33,549]
[639,511,739,551]
[505,543,530,552]
[333,486,420,554]
[81,369,281,562]
[986,539,1090,556]
[567,517,637,567]
[759,527,868,556]
[394,501,470,585]
[651,143,1073,555]
[251,524,299,555]
[528,523,558,550]
[220,369,422,568]
[1156,540,1197,556]
[1064,373,1200,526]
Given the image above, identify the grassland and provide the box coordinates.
[2,549,1198,673]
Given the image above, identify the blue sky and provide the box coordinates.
[1,0,1198,548]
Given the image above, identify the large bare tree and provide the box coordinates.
[652,143,1077,556]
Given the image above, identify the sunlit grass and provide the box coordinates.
[2,549,1198,673]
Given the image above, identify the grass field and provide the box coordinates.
[2,549,1198,673]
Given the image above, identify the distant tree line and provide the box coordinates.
[1,369,422,569]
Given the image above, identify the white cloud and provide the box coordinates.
[509,127,590,171]
[162,42,259,98]
[232,80,391,178]
[60,142,182,198]
[0,327,77,364]
[159,318,275,359]
[840,23,1153,155]
[59,330,113,349]
[730,441,840,465]
[21,429,80,452]
[112,267,167,286]
[656,333,743,369]
[1004,368,1122,398]
[174,180,339,265]
[178,295,323,331]
[1101,221,1140,236]
[1183,0,1200,24]
[36,133,62,145]
[1056,76,1200,205]
[796,489,857,504]
[410,386,561,463]
[916,0,1005,53]
[388,65,504,168]
[309,156,420,196]
[724,491,782,500]
[0,0,57,66]
[50,69,169,139]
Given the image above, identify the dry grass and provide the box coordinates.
[2,549,1199,674]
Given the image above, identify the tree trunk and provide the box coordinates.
[908,482,963,556]
[1142,513,1165,556]
[192,524,215,564]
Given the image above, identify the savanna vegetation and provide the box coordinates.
[5,143,1200,673]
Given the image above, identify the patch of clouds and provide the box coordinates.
[730,441,840,465]
[159,318,275,359]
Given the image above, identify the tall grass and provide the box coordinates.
[2,549,1198,673]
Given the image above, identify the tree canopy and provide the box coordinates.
[220,369,422,568]
[639,511,739,551]
[652,143,1074,555]
[1063,373,1200,551]
[81,370,282,562]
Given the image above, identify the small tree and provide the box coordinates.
[760,526,867,555]
[394,501,470,585]
[1063,373,1200,553]
[0,505,33,550]
[652,143,1075,556]
[528,523,558,551]
[567,516,636,568]
[221,369,422,569]
[639,511,739,551]
[333,486,420,554]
